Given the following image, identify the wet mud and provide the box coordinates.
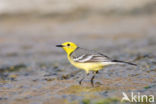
[0,15,156,104]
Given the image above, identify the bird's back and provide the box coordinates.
[70,47,112,63]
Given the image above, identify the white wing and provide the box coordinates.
[73,54,111,63]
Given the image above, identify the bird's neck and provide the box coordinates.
[68,47,79,56]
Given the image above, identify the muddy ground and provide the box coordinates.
[0,14,156,104]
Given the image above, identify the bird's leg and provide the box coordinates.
[95,70,99,74]
[79,73,89,85]
[91,75,95,87]
[79,78,84,85]
[90,71,98,87]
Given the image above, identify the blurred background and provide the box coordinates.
[0,0,156,104]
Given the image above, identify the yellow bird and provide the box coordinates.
[56,42,136,86]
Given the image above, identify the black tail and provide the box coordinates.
[112,60,137,66]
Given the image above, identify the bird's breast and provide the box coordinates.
[67,55,104,71]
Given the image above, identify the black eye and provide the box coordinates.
[67,44,70,46]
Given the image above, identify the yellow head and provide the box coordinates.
[56,42,78,55]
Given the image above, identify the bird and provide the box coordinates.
[56,42,137,87]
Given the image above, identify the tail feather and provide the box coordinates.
[111,60,137,66]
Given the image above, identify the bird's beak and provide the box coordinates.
[56,45,64,47]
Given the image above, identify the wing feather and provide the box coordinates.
[71,47,111,63]
[73,54,111,63]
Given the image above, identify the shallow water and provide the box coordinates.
[0,15,156,104]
